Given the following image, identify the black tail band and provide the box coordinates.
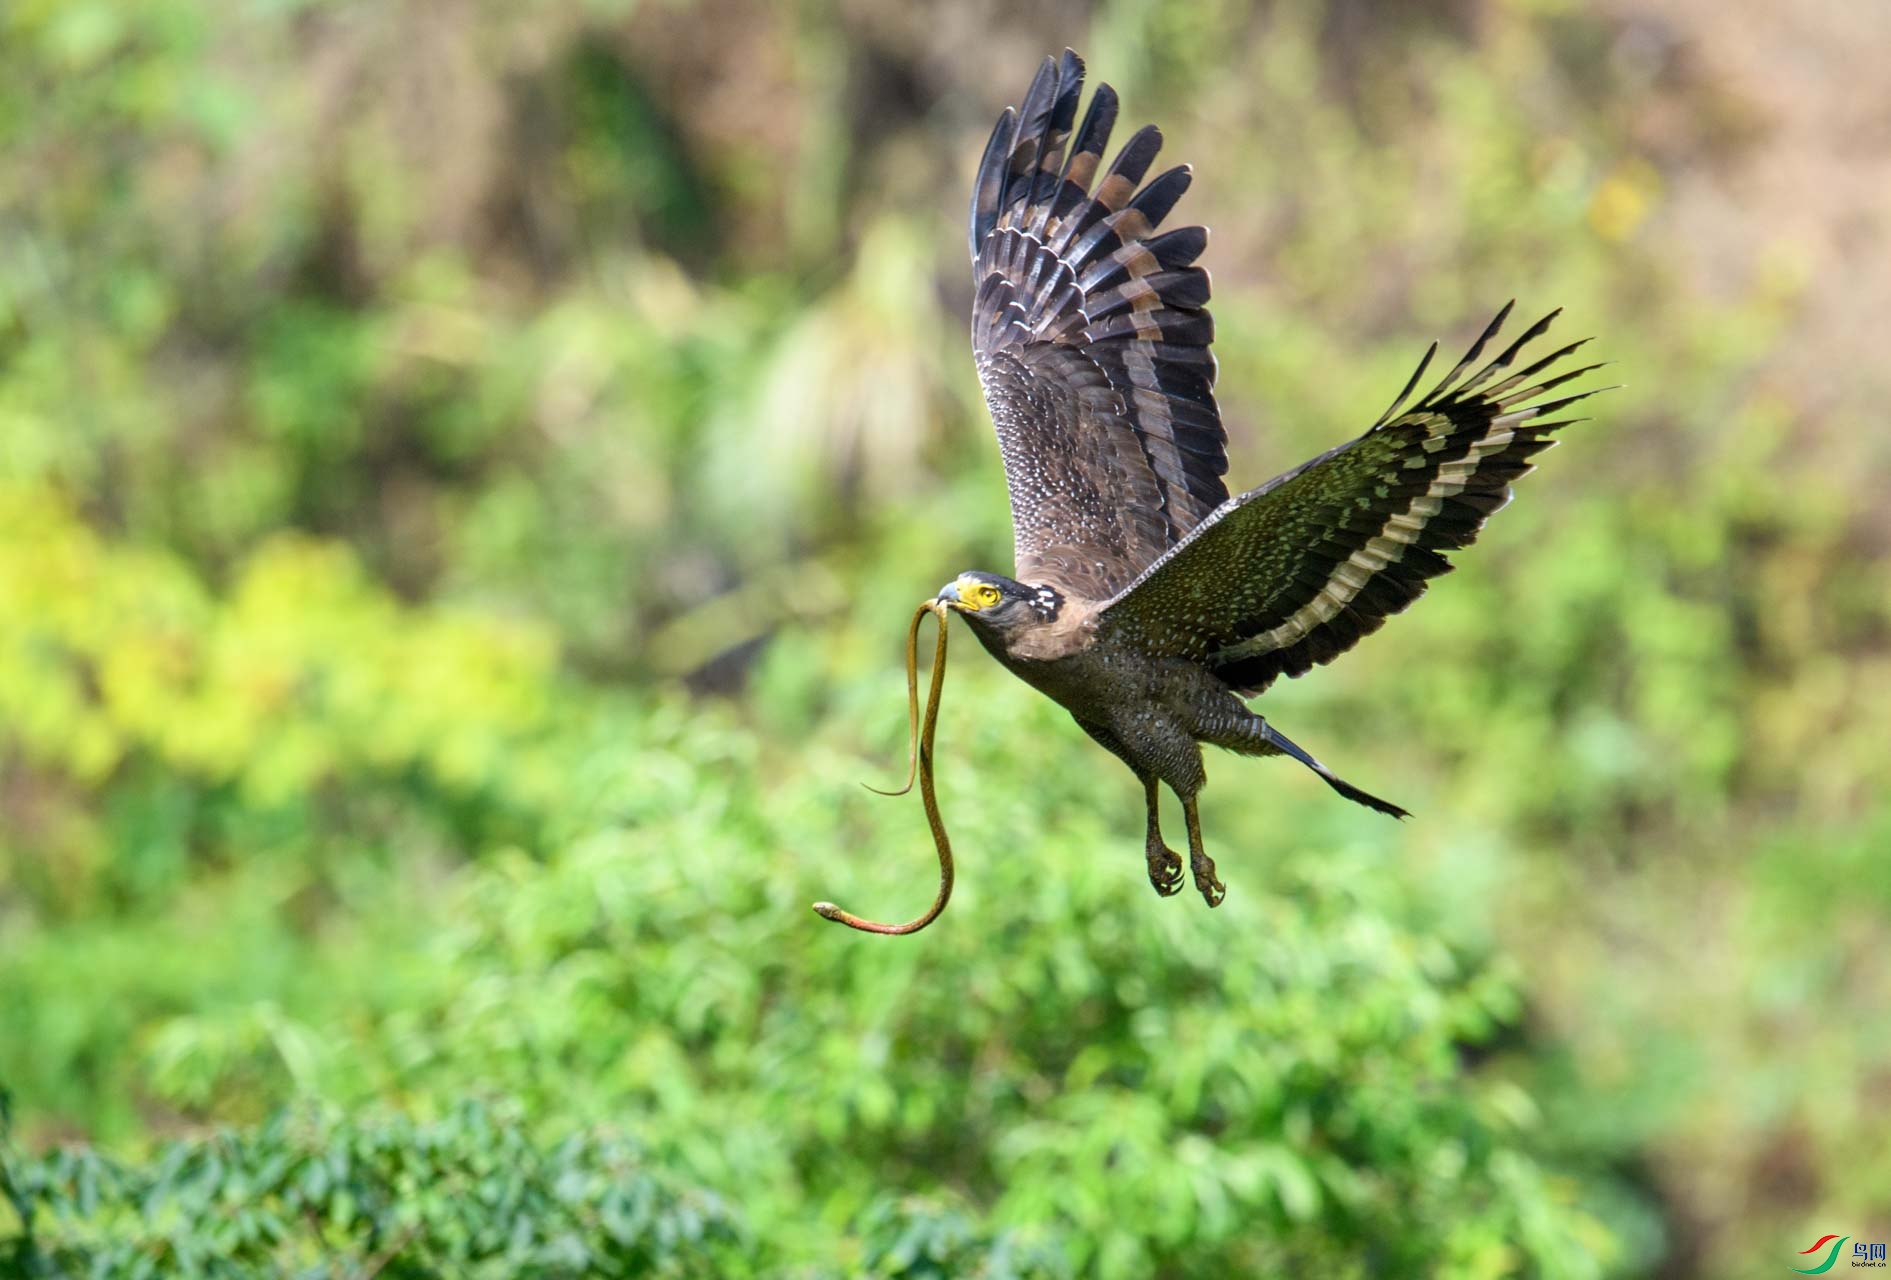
[1261,723,1411,820]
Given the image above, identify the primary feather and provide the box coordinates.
[1097,304,1611,693]
[969,50,1228,601]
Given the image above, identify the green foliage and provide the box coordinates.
[1,1096,1071,1278]
[0,511,1615,1273]
[1,1100,746,1279]
[3,0,1888,1277]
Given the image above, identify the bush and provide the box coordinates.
[1,1099,745,1279]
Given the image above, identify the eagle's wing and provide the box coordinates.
[970,51,1228,602]
[1095,305,1609,693]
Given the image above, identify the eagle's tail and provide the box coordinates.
[1254,721,1411,820]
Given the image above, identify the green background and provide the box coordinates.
[3,0,1888,1275]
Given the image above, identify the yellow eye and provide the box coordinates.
[967,583,1001,609]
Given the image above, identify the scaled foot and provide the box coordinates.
[1145,841,1185,897]
[1190,849,1226,908]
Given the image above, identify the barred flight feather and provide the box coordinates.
[970,50,1228,601]
[1097,306,1613,694]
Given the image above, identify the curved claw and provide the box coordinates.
[1195,847,1225,907]
[816,600,957,936]
[1145,844,1185,897]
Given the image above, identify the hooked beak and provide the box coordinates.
[932,580,963,611]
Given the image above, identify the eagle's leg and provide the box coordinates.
[1075,717,1186,898]
[1181,790,1225,908]
[1141,776,1185,897]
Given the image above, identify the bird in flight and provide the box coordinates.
[932,49,1606,910]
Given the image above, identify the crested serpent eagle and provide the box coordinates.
[925,50,1606,910]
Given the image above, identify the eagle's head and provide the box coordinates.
[935,572,1063,633]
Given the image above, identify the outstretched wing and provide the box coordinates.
[970,50,1228,602]
[1096,305,1609,693]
